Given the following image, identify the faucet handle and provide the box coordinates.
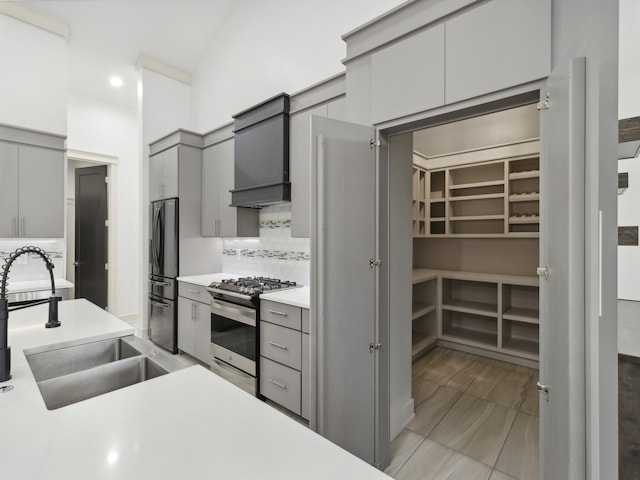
[45,296,61,329]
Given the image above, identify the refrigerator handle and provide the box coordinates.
[151,204,161,271]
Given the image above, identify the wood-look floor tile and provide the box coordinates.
[385,430,425,477]
[466,362,533,409]
[495,412,539,480]
[412,347,450,381]
[430,393,517,467]
[407,382,461,436]
[414,349,487,392]
[489,469,518,480]
[519,376,539,416]
[394,438,492,480]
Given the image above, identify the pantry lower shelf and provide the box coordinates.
[411,268,540,362]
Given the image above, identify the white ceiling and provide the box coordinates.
[16,1,639,119]
[20,0,237,109]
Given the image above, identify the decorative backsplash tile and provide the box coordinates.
[0,239,65,282]
[222,204,310,285]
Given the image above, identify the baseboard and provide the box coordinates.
[390,398,415,441]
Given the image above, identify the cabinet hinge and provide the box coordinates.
[369,342,382,353]
[105,176,109,184]
[369,259,382,268]
[105,219,109,227]
[536,265,549,280]
[537,94,550,111]
[105,263,109,271]
[537,382,550,402]
[369,138,381,149]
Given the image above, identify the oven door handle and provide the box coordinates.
[210,300,256,327]
[150,299,171,309]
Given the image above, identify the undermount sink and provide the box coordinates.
[25,336,169,410]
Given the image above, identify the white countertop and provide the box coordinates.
[0,299,388,479]
[5,278,74,294]
[178,273,311,309]
[261,285,310,309]
[176,272,239,287]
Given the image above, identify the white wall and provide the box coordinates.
[618,159,640,301]
[618,0,640,301]
[0,15,67,135]
[138,68,194,333]
[67,93,140,317]
[619,0,640,119]
[191,0,406,132]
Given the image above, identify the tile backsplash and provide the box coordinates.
[0,239,65,283]
[221,205,310,285]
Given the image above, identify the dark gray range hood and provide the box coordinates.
[231,93,290,208]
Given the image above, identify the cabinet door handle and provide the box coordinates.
[268,310,288,317]
[188,289,200,294]
[268,378,288,390]
[191,302,196,320]
[268,341,288,350]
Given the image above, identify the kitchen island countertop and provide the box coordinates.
[0,299,388,479]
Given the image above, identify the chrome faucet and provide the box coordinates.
[0,246,61,382]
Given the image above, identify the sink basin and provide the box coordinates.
[36,356,168,410]
[25,336,171,410]
[26,337,142,382]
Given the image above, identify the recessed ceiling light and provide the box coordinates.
[110,76,123,88]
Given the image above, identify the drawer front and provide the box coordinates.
[260,322,301,370]
[260,356,301,415]
[301,308,310,334]
[178,282,209,304]
[260,300,302,330]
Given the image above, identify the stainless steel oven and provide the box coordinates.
[209,292,258,395]
[207,277,300,396]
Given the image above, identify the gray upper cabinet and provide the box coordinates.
[19,145,64,238]
[290,74,347,238]
[290,104,327,238]
[371,24,445,124]
[149,145,179,201]
[0,135,64,238]
[445,0,551,104]
[0,142,19,237]
[202,137,258,237]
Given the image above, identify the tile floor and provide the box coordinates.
[386,347,539,480]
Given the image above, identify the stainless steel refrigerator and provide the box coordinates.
[148,198,179,353]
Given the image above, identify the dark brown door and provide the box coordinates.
[75,165,108,309]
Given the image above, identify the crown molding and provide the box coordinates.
[136,55,192,85]
[67,149,118,165]
[0,1,69,39]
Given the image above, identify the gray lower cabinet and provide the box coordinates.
[201,138,258,237]
[177,282,211,364]
[260,301,310,419]
[0,140,64,238]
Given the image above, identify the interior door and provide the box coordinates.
[539,57,586,479]
[311,116,387,466]
[75,165,108,309]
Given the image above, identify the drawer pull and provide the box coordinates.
[268,341,288,350]
[268,310,288,317]
[268,378,288,390]
[188,289,200,294]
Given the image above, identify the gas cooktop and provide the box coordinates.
[207,277,298,298]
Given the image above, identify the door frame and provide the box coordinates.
[67,149,118,314]
[376,80,573,469]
